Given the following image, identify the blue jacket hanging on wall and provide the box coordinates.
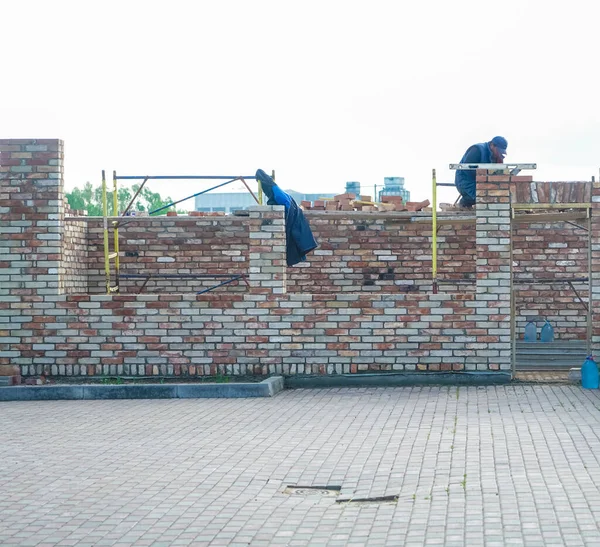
[255,169,318,267]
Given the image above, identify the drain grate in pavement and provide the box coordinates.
[336,494,399,504]
[284,485,341,497]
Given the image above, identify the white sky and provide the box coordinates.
[1,0,599,208]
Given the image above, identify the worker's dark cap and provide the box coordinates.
[491,136,508,154]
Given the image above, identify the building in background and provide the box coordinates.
[378,177,410,203]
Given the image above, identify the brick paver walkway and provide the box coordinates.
[2,386,600,546]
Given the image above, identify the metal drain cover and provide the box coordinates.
[284,485,341,497]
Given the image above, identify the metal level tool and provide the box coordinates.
[449,163,537,175]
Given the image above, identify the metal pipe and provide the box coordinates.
[588,213,593,353]
[115,175,256,180]
[120,273,248,279]
[118,176,149,222]
[432,169,438,294]
[148,178,240,215]
[239,177,260,204]
[197,275,245,295]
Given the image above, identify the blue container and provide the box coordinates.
[524,321,537,342]
[540,320,554,343]
[581,356,599,389]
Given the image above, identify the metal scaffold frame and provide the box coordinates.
[101,170,266,295]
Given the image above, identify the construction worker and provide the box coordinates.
[455,136,508,209]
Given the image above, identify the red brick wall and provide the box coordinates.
[289,213,476,292]
[61,211,590,338]
[17,292,478,378]
[513,222,589,339]
[76,216,250,293]
[63,219,88,293]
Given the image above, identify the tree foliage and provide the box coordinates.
[66,182,175,216]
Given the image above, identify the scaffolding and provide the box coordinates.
[101,171,263,295]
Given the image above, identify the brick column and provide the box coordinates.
[247,205,287,294]
[0,139,64,378]
[591,181,600,354]
[473,169,524,371]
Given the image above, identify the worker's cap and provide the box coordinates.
[491,136,508,154]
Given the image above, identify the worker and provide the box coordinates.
[455,136,508,209]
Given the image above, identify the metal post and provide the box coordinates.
[510,207,516,378]
[112,171,120,293]
[587,211,593,354]
[432,169,438,294]
[102,170,111,294]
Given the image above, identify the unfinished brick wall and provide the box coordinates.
[513,222,589,339]
[288,213,476,292]
[74,215,250,293]
[60,204,589,338]
[2,138,597,379]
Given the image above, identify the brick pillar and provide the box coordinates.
[0,139,64,378]
[473,169,522,371]
[247,205,287,294]
[591,181,600,354]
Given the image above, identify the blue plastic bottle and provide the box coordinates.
[581,356,599,389]
[540,320,554,343]
[524,321,537,342]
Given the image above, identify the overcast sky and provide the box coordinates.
[2,0,599,208]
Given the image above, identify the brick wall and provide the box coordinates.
[65,204,589,337]
[78,215,250,293]
[63,219,88,293]
[513,222,589,339]
[288,213,476,292]
[16,292,484,378]
[0,138,64,378]
[2,139,597,379]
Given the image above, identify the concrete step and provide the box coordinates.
[515,340,587,370]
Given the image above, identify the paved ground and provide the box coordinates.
[2,386,600,546]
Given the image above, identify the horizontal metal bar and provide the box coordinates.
[449,163,537,170]
[121,273,247,279]
[435,183,456,187]
[108,252,118,259]
[513,277,588,284]
[115,175,256,180]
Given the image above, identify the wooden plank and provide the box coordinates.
[512,211,588,223]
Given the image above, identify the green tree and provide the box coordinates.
[66,183,175,216]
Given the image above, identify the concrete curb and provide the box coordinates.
[285,371,512,389]
[0,377,284,402]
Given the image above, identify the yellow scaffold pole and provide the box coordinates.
[432,168,438,294]
[112,170,120,293]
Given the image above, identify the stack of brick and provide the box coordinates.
[300,193,430,212]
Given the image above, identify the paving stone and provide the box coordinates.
[1,385,600,545]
